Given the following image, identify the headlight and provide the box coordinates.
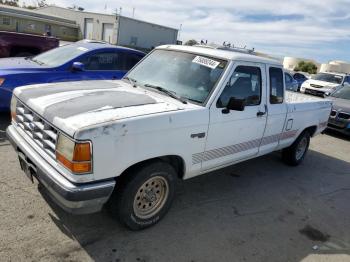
[0,78,5,86]
[10,96,17,120]
[56,134,92,174]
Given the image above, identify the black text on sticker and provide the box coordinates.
[192,56,220,69]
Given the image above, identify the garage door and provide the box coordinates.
[84,18,93,39]
[102,23,114,43]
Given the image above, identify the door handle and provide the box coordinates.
[257,105,267,117]
[191,132,206,139]
[257,111,266,117]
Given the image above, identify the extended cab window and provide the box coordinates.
[82,52,121,70]
[217,66,261,108]
[269,67,284,104]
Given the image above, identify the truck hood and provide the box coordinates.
[14,80,184,136]
[0,57,44,70]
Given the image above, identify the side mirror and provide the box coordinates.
[222,97,246,114]
[72,62,85,72]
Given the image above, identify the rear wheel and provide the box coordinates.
[282,131,310,166]
[108,161,177,230]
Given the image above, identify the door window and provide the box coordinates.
[122,53,143,70]
[344,76,350,85]
[269,67,284,104]
[293,73,305,80]
[217,65,262,108]
[81,52,121,71]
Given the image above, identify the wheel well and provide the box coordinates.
[117,155,186,181]
[304,126,317,137]
[10,46,40,56]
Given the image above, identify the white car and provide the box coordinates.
[7,45,332,230]
[300,72,350,97]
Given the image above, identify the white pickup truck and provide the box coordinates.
[7,45,332,230]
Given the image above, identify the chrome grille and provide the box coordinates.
[310,84,323,88]
[338,112,350,120]
[15,100,58,159]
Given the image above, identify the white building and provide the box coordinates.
[283,56,350,74]
[319,60,350,74]
[36,6,178,50]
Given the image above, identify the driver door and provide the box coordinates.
[201,62,267,172]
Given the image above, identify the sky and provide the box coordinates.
[23,0,350,63]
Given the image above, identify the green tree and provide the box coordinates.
[294,61,318,74]
[184,39,198,46]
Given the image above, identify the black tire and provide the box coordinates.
[282,131,310,166]
[108,161,177,230]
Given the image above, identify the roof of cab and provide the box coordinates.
[71,39,145,54]
[156,45,282,66]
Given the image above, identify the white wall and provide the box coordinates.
[320,61,350,74]
[117,16,178,49]
[36,6,117,43]
[37,6,178,49]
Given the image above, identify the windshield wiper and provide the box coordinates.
[144,84,187,104]
[28,57,44,65]
[123,76,138,87]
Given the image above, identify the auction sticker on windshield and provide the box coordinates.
[192,56,220,69]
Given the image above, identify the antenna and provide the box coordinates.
[132,7,135,18]
[119,7,122,15]
[178,24,182,40]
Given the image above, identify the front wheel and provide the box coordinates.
[108,161,177,230]
[282,131,310,166]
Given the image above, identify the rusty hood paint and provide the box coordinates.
[14,80,183,136]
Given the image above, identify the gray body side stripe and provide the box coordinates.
[192,129,299,165]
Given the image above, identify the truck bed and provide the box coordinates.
[285,91,327,104]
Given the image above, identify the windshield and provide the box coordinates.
[312,73,343,84]
[331,86,350,100]
[126,49,227,103]
[33,44,89,67]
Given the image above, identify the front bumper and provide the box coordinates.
[327,122,350,136]
[303,88,327,97]
[6,125,115,214]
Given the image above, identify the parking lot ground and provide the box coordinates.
[0,113,350,262]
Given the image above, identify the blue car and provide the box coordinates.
[0,40,145,111]
[292,72,308,91]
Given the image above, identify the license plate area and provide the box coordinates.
[18,152,37,183]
